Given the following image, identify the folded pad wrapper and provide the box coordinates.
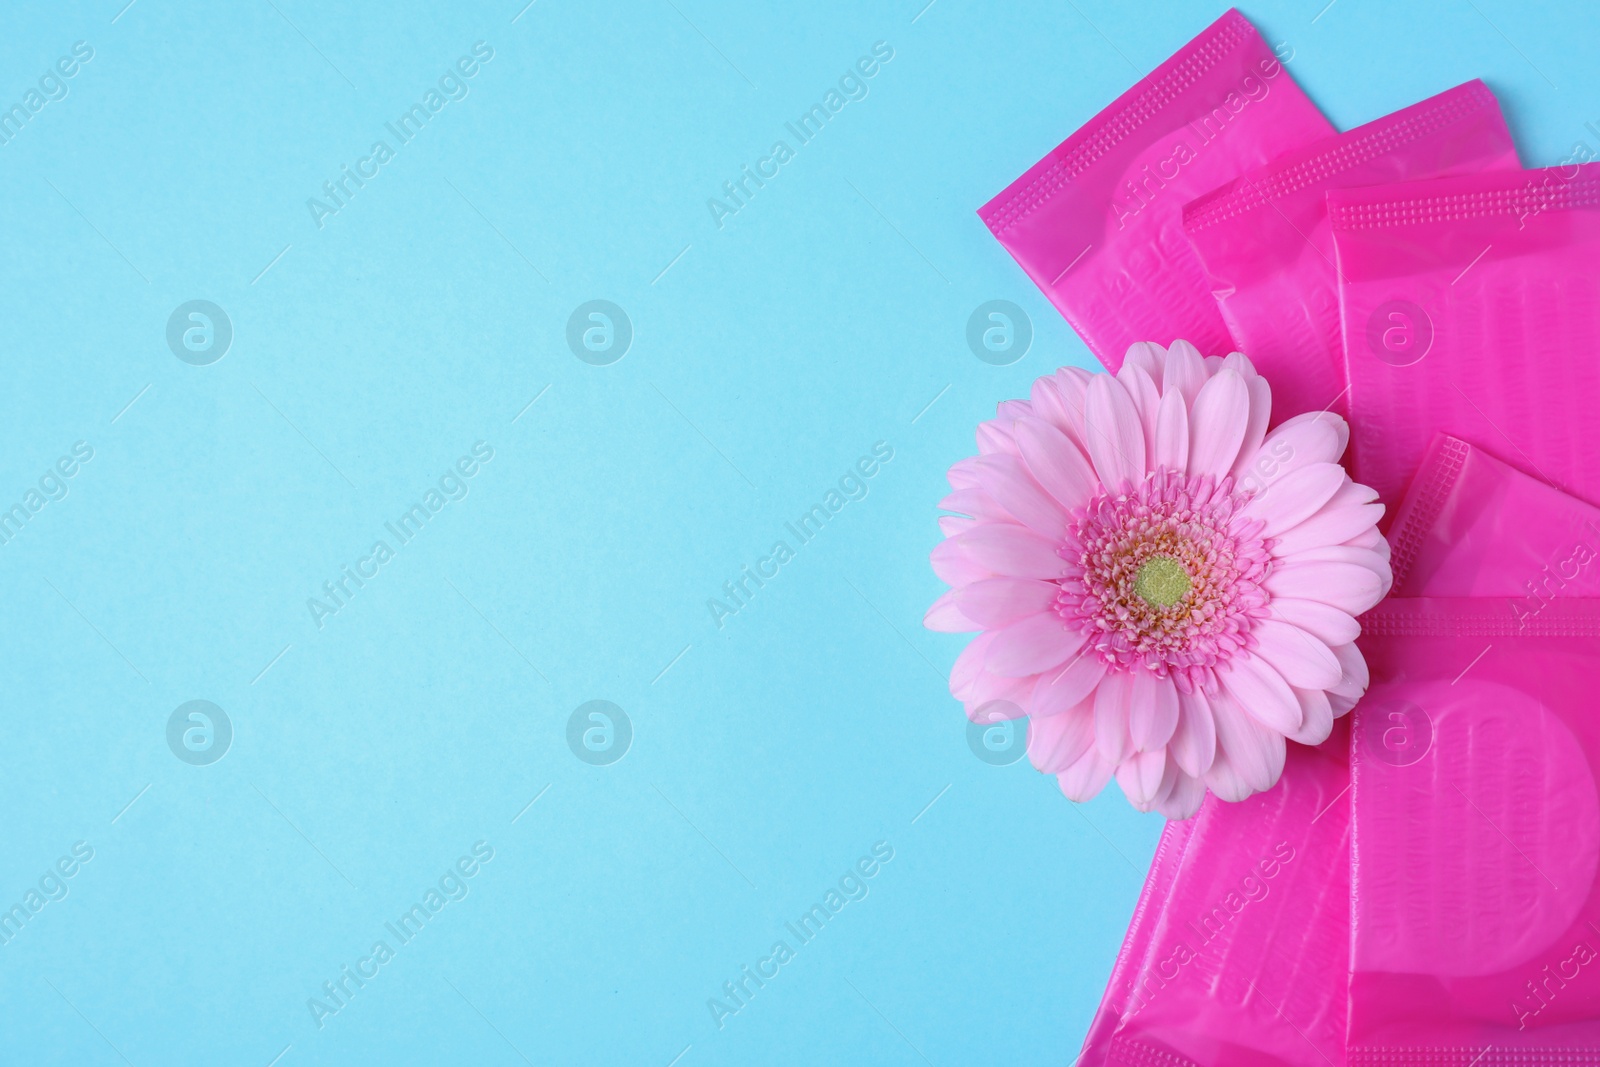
[979,9,1332,369]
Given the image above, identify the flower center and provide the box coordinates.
[1133,555,1189,608]
[1060,469,1272,685]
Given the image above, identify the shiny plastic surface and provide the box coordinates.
[1388,434,1600,600]
[1183,81,1518,421]
[1331,163,1600,511]
[1077,727,1352,1067]
[1351,598,1600,1063]
[979,9,1332,370]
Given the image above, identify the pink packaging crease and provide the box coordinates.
[979,9,1333,370]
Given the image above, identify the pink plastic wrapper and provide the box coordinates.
[1330,163,1600,510]
[1076,725,1353,1066]
[1183,81,1517,420]
[1352,597,1600,1062]
[979,9,1332,369]
[1343,438,1600,1060]
[1388,434,1600,601]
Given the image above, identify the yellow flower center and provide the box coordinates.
[1134,555,1190,609]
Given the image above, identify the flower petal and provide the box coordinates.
[1014,416,1097,512]
[950,524,1068,579]
[1094,668,1135,764]
[1288,685,1334,746]
[1344,524,1390,554]
[946,456,984,491]
[1036,369,1091,452]
[1272,500,1386,559]
[1129,670,1179,752]
[1187,368,1250,480]
[1249,416,1342,487]
[1221,350,1260,377]
[1115,748,1168,811]
[930,539,991,586]
[1123,341,1167,387]
[938,488,1003,521]
[1220,653,1302,734]
[986,613,1087,677]
[968,689,1028,721]
[1228,362,1272,487]
[1328,642,1369,701]
[964,687,1032,724]
[1204,748,1254,802]
[1329,479,1379,507]
[1170,686,1217,777]
[947,579,1062,630]
[1031,652,1108,715]
[1241,462,1347,538]
[1210,691,1287,793]
[973,455,1069,540]
[1163,340,1206,405]
[924,590,981,633]
[1155,769,1206,819]
[976,417,1018,456]
[1153,387,1189,474]
[1250,618,1342,690]
[1085,374,1146,490]
[1278,544,1393,602]
[1275,409,1349,457]
[1267,597,1360,647]
[1118,361,1162,460]
[1027,703,1095,773]
[938,515,976,537]
[1058,747,1114,802]
[1028,375,1074,442]
[1281,543,1391,574]
[949,631,994,701]
[1280,479,1382,521]
[1264,561,1385,615]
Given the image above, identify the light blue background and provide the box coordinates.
[0,1,1590,1063]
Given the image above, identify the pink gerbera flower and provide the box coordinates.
[926,342,1390,818]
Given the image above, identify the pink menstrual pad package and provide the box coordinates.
[1330,163,1600,510]
[979,9,1333,369]
[1346,438,1600,1060]
[1183,81,1517,420]
[1076,726,1353,1067]
[1352,597,1600,1062]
